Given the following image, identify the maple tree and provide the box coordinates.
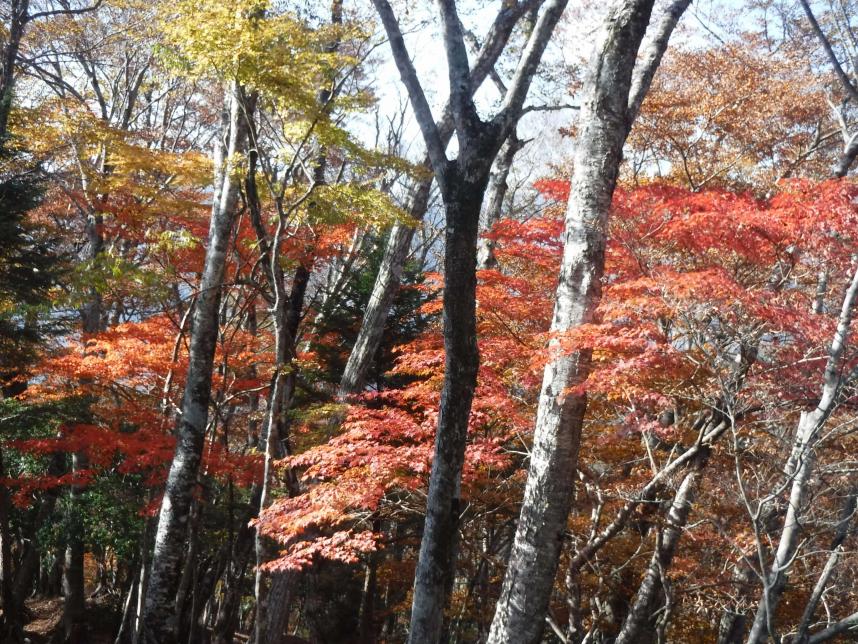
[0,1,858,643]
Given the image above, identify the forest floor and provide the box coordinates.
[22,596,118,644]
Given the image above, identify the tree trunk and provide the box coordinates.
[614,465,703,644]
[0,445,22,642]
[114,567,139,644]
[716,563,754,644]
[486,2,670,641]
[250,152,310,642]
[262,572,296,644]
[0,0,29,140]
[62,451,88,644]
[337,182,430,398]
[834,133,858,178]
[372,0,571,639]
[341,0,537,399]
[140,82,248,644]
[477,133,524,270]
[406,168,487,643]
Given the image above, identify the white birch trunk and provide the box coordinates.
[140,83,248,644]
[486,1,691,641]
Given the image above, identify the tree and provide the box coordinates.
[371,0,569,639]
[488,1,691,641]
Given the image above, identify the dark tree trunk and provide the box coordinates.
[343,0,547,400]
[371,0,569,640]
[0,445,22,642]
[0,0,29,140]
[62,452,88,644]
[614,464,703,644]
[407,168,487,643]
[211,485,261,644]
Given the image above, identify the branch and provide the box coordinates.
[463,28,508,95]
[437,0,481,140]
[521,102,579,116]
[495,0,569,137]
[799,0,858,104]
[808,611,858,643]
[627,0,692,121]
[469,0,545,92]
[372,0,448,177]
[26,0,104,23]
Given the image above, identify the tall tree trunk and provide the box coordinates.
[0,445,22,643]
[372,0,570,640]
[141,82,248,644]
[62,451,88,644]
[130,515,155,644]
[253,262,308,644]
[0,0,29,140]
[337,182,430,398]
[407,170,486,643]
[114,567,139,644]
[486,1,694,641]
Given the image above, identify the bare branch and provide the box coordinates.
[799,0,858,104]
[495,0,569,137]
[26,0,104,23]
[371,0,448,178]
[437,0,481,139]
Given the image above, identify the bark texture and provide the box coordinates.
[0,0,28,140]
[477,133,525,270]
[486,1,691,641]
[407,169,487,642]
[337,183,430,397]
[614,465,702,644]
[140,83,248,644]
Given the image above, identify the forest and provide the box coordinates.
[0,0,858,642]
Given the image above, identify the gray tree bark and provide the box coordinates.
[798,0,858,177]
[746,264,858,644]
[477,133,525,270]
[140,82,248,644]
[614,464,703,644]
[486,1,691,641]
[337,182,431,397]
